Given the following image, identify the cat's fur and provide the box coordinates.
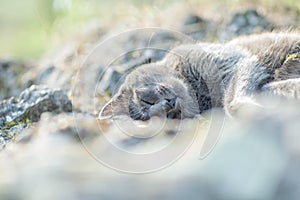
[99,32,300,120]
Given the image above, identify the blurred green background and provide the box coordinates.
[0,0,299,60]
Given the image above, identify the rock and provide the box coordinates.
[0,85,72,142]
[97,48,166,96]
[0,124,25,144]
[181,13,210,40]
[0,60,27,100]
[229,9,272,34]
[183,13,205,25]
[218,9,274,40]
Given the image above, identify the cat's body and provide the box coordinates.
[100,32,300,120]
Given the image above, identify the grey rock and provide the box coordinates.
[97,48,166,96]
[183,13,205,25]
[0,85,72,142]
[227,9,273,36]
[181,13,210,40]
[219,9,275,41]
[0,124,25,143]
[0,60,27,100]
[0,85,72,124]
[17,85,72,121]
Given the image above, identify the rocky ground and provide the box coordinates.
[1,6,300,200]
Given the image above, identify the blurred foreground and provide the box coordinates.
[1,99,300,200]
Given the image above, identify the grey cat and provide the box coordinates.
[99,32,300,120]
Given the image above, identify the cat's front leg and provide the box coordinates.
[225,95,263,117]
[225,78,300,117]
[261,78,300,100]
[224,58,268,117]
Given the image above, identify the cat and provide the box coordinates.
[99,32,300,120]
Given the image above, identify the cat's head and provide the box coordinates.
[99,63,199,120]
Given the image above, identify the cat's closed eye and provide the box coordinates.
[135,86,159,106]
[140,99,155,106]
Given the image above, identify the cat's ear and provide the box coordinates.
[98,99,116,120]
[98,93,126,120]
[99,85,132,120]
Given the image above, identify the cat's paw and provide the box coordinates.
[262,78,300,100]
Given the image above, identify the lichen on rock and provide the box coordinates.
[0,85,72,143]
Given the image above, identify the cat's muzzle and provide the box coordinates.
[149,97,181,119]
